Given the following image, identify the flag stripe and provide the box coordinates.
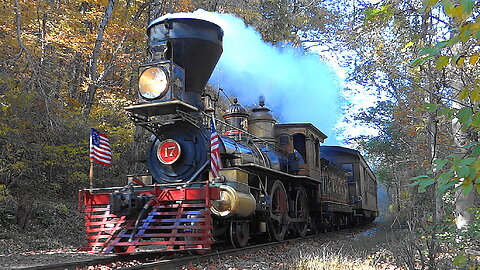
[92,146,111,155]
[90,151,112,161]
[91,155,112,164]
[210,117,222,178]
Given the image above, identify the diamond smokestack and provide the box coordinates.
[147,18,223,96]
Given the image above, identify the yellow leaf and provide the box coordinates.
[471,89,480,102]
[423,0,439,7]
[451,6,464,18]
[470,55,479,65]
[457,57,465,67]
[459,90,469,100]
[436,56,449,69]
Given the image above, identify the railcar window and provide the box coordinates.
[292,133,307,163]
[341,163,354,183]
[364,169,369,203]
[279,135,289,146]
[314,139,320,167]
[324,178,327,193]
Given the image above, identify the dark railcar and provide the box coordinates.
[320,146,379,223]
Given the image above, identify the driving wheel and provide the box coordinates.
[268,180,289,241]
[294,188,309,238]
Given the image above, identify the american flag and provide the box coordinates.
[90,128,112,166]
[210,117,222,178]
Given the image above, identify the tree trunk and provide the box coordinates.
[16,198,33,231]
[448,41,480,228]
[455,189,479,229]
[133,125,145,172]
[452,111,480,229]
[83,0,115,116]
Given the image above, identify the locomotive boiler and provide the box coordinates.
[79,16,378,254]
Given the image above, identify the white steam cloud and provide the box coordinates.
[154,10,341,145]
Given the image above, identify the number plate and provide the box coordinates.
[157,139,181,164]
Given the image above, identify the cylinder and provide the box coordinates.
[210,185,256,218]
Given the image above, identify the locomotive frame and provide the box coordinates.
[78,16,378,254]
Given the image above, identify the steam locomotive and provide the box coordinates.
[79,16,378,254]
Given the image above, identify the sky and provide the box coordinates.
[153,10,375,145]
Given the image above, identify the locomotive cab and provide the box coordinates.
[274,123,326,179]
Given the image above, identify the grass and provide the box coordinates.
[292,253,377,270]
[288,225,405,270]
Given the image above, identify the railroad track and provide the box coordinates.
[118,234,322,270]
[17,224,376,270]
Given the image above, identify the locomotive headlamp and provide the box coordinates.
[138,66,169,100]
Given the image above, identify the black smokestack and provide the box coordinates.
[147,18,223,95]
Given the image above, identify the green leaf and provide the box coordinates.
[419,47,439,56]
[438,171,455,183]
[463,142,478,148]
[421,179,435,192]
[468,167,478,178]
[448,154,460,159]
[461,118,473,131]
[434,41,448,49]
[460,28,475,42]
[461,0,474,14]
[472,112,480,127]
[425,103,440,112]
[457,107,473,123]
[438,107,454,116]
[433,159,448,170]
[453,254,468,266]
[457,165,470,178]
[463,181,473,194]
[442,0,454,14]
[452,54,461,65]
[414,177,435,193]
[438,181,456,194]
[412,175,431,181]
[446,36,460,47]
[460,157,476,165]
[472,145,480,156]
[411,57,429,66]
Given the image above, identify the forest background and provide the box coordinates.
[0,0,479,269]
